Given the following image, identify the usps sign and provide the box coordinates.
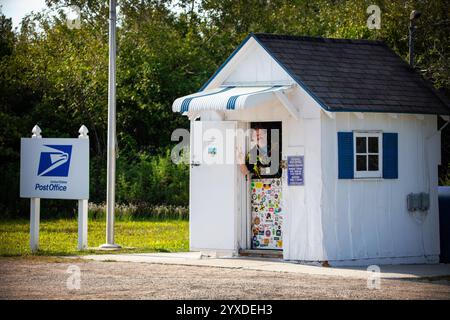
[20,138,89,200]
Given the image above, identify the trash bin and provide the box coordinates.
[439,186,450,263]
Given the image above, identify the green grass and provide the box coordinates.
[0,218,189,256]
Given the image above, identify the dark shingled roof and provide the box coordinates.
[252,33,450,115]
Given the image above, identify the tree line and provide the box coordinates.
[0,0,449,217]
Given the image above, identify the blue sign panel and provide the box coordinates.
[287,156,304,186]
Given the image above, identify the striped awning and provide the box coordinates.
[172,85,291,113]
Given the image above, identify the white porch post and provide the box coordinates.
[30,125,41,252]
[78,125,89,250]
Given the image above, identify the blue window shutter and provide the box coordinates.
[338,132,354,179]
[383,133,398,179]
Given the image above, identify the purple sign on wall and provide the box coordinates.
[287,156,304,186]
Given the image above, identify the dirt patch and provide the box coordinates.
[0,257,449,299]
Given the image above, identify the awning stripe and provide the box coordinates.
[226,85,282,110]
[180,86,235,113]
[172,85,293,113]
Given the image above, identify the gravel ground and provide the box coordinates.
[0,257,449,300]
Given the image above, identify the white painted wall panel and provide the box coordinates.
[282,116,325,261]
[321,113,440,264]
[224,38,293,85]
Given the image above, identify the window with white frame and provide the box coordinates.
[354,131,382,178]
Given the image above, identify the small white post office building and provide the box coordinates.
[172,33,450,266]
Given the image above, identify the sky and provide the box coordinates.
[1,0,47,29]
[0,0,152,30]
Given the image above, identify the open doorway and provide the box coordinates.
[247,122,283,251]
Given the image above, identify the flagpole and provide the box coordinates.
[101,0,120,250]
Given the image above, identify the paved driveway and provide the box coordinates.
[0,257,449,299]
[82,252,450,279]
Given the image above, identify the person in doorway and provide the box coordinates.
[239,127,272,178]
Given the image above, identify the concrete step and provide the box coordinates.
[239,249,283,259]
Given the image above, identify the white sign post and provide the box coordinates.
[20,125,90,252]
[77,125,89,250]
[30,125,41,252]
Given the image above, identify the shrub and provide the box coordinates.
[88,202,188,220]
[116,149,189,206]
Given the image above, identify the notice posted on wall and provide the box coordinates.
[287,155,304,186]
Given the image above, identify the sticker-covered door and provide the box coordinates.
[247,122,283,250]
[251,178,283,250]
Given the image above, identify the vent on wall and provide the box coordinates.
[407,193,430,212]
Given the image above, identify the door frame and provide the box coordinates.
[237,121,251,250]
[243,121,284,252]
